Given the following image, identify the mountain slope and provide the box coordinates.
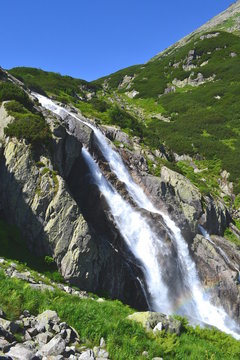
[7,3,240,245]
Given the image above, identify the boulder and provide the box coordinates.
[36,310,60,332]
[38,335,66,356]
[6,344,35,360]
[79,350,95,360]
[127,311,182,335]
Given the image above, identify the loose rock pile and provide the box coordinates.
[0,309,110,360]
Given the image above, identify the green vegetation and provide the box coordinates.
[92,31,240,195]
[9,67,99,100]
[1,217,240,359]
[0,81,33,110]
[224,227,240,247]
[0,270,239,359]
[4,100,51,146]
[108,106,143,138]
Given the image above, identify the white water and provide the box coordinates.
[34,93,240,339]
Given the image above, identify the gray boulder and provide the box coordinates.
[6,344,35,360]
[38,335,66,357]
[79,350,95,360]
[127,311,182,335]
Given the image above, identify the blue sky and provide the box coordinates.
[0,0,235,81]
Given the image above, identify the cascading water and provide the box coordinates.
[34,93,240,339]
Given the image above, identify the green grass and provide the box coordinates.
[0,271,239,360]
[224,227,240,247]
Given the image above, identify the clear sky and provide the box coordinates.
[0,0,235,81]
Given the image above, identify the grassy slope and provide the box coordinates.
[0,219,240,360]
[93,31,240,194]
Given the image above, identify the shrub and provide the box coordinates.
[4,114,51,146]
[0,82,33,110]
[109,106,143,138]
[90,98,109,112]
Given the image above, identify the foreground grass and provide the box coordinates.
[0,272,240,360]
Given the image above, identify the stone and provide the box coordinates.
[22,310,31,318]
[52,324,60,333]
[0,338,11,353]
[127,312,182,335]
[99,337,106,348]
[97,349,109,358]
[6,344,35,360]
[0,319,19,334]
[36,332,52,345]
[29,284,55,292]
[27,327,39,337]
[153,322,163,334]
[79,350,95,360]
[36,310,60,329]
[38,335,66,356]
[0,310,6,319]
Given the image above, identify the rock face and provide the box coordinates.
[192,234,240,322]
[0,112,147,310]
[140,166,230,240]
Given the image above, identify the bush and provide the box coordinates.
[4,114,51,146]
[0,82,33,110]
[4,100,27,114]
[109,106,143,138]
[90,98,109,112]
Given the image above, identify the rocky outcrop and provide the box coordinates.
[0,103,13,140]
[192,234,240,322]
[140,167,230,240]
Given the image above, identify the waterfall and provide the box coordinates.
[34,93,240,339]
